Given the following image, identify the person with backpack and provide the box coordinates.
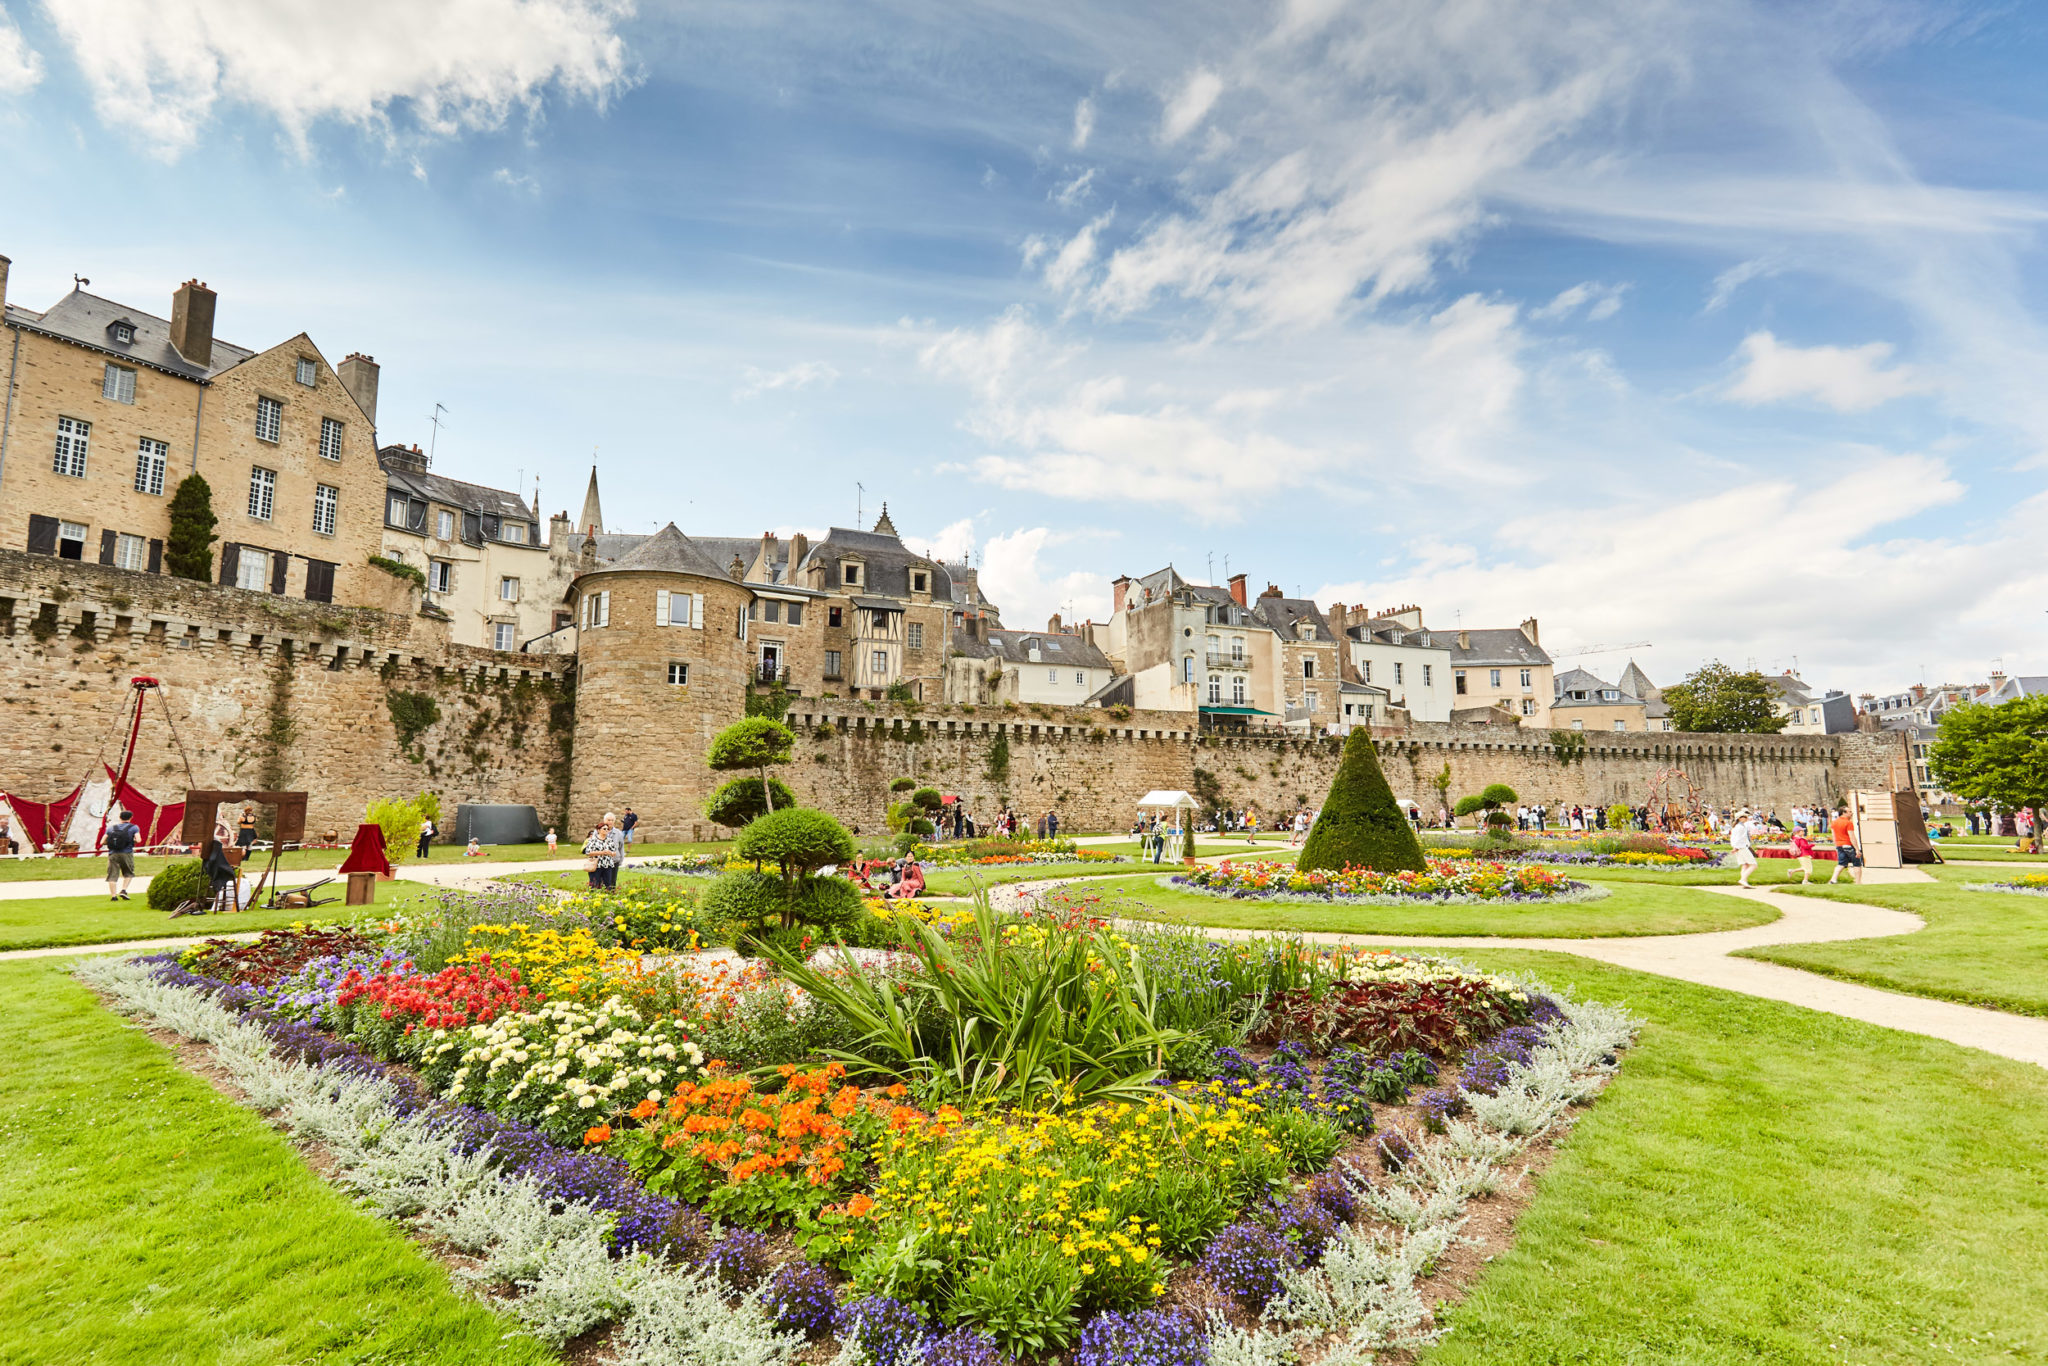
[417,814,436,860]
[105,809,141,901]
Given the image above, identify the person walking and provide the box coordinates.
[585,813,624,891]
[1047,809,1060,840]
[105,808,140,901]
[236,805,258,851]
[1790,828,1818,885]
[621,806,639,846]
[1730,808,1760,889]
[545,826,559,856]
[1828,804,1863,885]
[416,813,436,861]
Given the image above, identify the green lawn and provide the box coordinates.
[1082,839,1295,860]
[0,839,731,884]
[1739,873,2048,1019]
[1927,844,2048,862]
[917,861,1154,897]
[0,959,558,1366]
[1417,951,2048,1365]
[0,879,423,952]
[1574,860,1844,887]
[1064,874,1778,938]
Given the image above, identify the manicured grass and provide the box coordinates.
[1084,839,1294,860]
[1066,874,1778,938]
[1575,860,1843,887]
[1927,844,2048,862]
[0,959,558,1366]
[1413,951,2048,1365]
[917,862,1152,897]
[1739,875,2048,1019]
[0,879,422,951]
[0,839,731,884]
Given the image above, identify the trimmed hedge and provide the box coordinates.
[1298,728,1429,873]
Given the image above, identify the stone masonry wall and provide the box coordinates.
[0,550,569,838]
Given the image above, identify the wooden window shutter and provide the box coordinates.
[304,559,335,603]
[691,593,704,629]
[98,530,117,565]
[26,515,59,555]
[271,551,289,594]
[219,542,241,585]
[656,589,670,626]
[147,539,163,574]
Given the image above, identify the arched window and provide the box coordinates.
[1182,655,1194,683]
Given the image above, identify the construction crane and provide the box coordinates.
[1551,640,1651,659]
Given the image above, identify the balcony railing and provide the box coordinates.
[1204,651,1247,669]
[757,664,790,686]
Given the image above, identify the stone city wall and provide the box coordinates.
[0,550,570,838]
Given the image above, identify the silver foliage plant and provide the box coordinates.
[73,957,800,1361]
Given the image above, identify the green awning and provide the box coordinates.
[1199,705,1278,716]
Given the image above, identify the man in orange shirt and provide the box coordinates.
[1827,804,1862,884]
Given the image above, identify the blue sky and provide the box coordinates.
[3,0,2044,696]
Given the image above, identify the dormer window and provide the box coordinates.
[912,571,927,593]
[842,561,861,586]
[108,320,135,345]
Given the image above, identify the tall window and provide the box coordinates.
[1455,670,1467,694]
[1302,658,1315,679]
[319,416,344,460]
[429,560,452,593]
[1182,656,1193,683]
[1489,668,1502,688]
[1048,668,1059,684]
[58,521,88,559]
[1423,664,1433,686]
[870,649,888,675]
[907,622,924,649]
[388,494,410,526]
[787,604,802,626]
[236,548,270,591]
[1207,675,1222,703]
[1394,662,1404,684]
[493,623,517,651]
[295,358,318,387]
[1075,671,1085,686]
[134,438,167,496]
[825,649,842,678]
[1361,660,1371,683]
[1232,676,1247,705]
[500,576,519,602]
[763,601,781,623]
[437,510,454,538]
[828,606,843,627]
[255,396,283,443]
[668,662,690,686]
[52,416,89,477]
[1520,669,1533,689]
[1231,637,1244,661]
[312,483,338,535]
[1305,688,1318,712]
[114,533,148,571]
[1521,698,1535,716]
[102,364,136,403]
[247,466,276,520]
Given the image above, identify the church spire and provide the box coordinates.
[872,501,898,537]
[579,466,604,537]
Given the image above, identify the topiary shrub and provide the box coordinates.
[146,858,209,911]
[735,807,857,929]
[1298,728,1429,873]
[705,776,797,828]
[702,870,789,937]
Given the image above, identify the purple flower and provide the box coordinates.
[1072,1308,1206,1366]
[834,1296,931,1366]
[1276,1198,1339,1265]
[1303,1168,1359,1224]
[1199,1220,1299,1312]
[1376,1127,1416,1173]
[762,1259,837,1339]
[707,1227,775,1295]
[1415,1086,1465,1134]
[922,1326,1012,1366]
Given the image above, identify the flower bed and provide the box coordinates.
[1972,873,2048,897]
[1174,858,1601,903]
[1428,845,1720,867]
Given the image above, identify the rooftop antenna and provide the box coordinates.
[427,403,450,463]
[857,482,865,525]
[1206,551,1214,582]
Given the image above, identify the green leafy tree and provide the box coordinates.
[1299,728,1429,873]
[707,717,795,816]
[1453,783,1519,828]
[164,474,219,581]
[734,807,857,929]
[705,776,797,828]
[1930,698,2048,818]
[1662,662,1789,734]
[367,795,426,864]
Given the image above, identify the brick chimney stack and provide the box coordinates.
[169,279,216,368]
[1227,573,1247,607]
[339,353,380,426]
[1112,575,1131,611]
[0,254,10,317]
[1260,582,1282,600]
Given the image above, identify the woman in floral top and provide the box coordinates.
[584,813,623,890]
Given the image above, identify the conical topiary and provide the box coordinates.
[1298,728,1430,873]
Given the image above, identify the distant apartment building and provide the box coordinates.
[1,255,386,604]
[1550,667,1649,732]
[947,615,1115,706]
[1096,567,1285,729]
[1446,620,1554,727]
[1326,603,1455,723]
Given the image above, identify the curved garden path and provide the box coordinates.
[997,873,2048,1070]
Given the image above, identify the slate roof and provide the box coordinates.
[954,628,1112,671]
[588,523,733,580]
[1551,667,1644,709]
[795,527,954,600]
[1347,619,1446,648]
[1447,628,1552,667]
[382,459,536,524]
[588,532,651,562]
[1254,595,1334,642]
[5,288,256,381]
[1989,676,2048,703]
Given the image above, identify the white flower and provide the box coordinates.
[577,1095,596,1109]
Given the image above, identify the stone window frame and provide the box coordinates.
[247,465,277,521]
[437,509,455,538]
[1302,657,1315,680]
[907,621,923,649]
[824,649,843,679]
[1232,675,1247,705]
[134,437,167,496]
[113,532,149,571]
[311,483,338,536]
[493,622,518,651]
[318,416,345,461]
[295,357,319,388]
[499,576,520,602]
[1520,668,1534,691]
[911,569,928,593]
[840,558,864,587]
[1521,698,1536,716]
[828,605,844,628]
[102,363,137,404]
[235,547,271,592]
[429,559,453,594]
[255,395,284,444]
[668,661,690,686]
[53,415,90,478]
[1207,674,1222,704]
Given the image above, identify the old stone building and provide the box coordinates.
[1447,621,1556,726]
[945,615,1115,706]
[1327,604,1456,723]
[1097,566,1286,727]
[1250,587,1341,733]
[0,257,386,605]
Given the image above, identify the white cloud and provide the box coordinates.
[914,518,978,563]
[1724,331,1926,411]
[1071,95,1094,150]
[1159,68,1221,144]
[1703,256,1779,312]
[492,167,539,194]
[733,360,840,401]
[979,527,1112,630]
[1043,212,1110,294]
[41,0,635,154]
[1051,167,1095,209]
[0,4,42,94]
[1531,281,1626,322]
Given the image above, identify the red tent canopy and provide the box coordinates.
[103,765,187,851]
[337,823,393,877]
[3,787,82,854]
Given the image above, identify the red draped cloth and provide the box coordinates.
[102,765,187,851]
[3,787,82,854]
[337,823,393,877]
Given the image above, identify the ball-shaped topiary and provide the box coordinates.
[701,870,788,934]
[146,858,209,911]
[1297,727,1429,873]
[704,776,797,828]
[736,806,856,875]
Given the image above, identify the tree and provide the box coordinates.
[1930,697,2048,819]
[164,474,218,581]
[1453,783,1518,829]
[1661,662,1788,734]
[704,776,797,828]
[734,807,857,929]
[707,717,795,815]
[1299,727,1429,873]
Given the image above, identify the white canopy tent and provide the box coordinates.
[1135,790,1199,862]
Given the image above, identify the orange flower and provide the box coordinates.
[846,1193,875,1218]
[583,1123,612,1145]
[630,1098,658,1121]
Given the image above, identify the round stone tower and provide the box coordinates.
[566,523,754,839]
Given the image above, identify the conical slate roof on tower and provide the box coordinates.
[607,523,732,580]
[579,466,605,536]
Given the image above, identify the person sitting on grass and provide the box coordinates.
[464,837,483,858]
[889,859,925,899]
[105,808,141,901]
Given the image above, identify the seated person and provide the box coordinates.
[464,837,484,858]
[889,859,926,899]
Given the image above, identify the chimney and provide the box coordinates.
[1047,613,1064,634]
[962,566,980,604]
[1260,582,1283,600]
[1458,629,1471,650]
[338,353,380,426]
[1112,575,1131,612]
[1519,616,1540,647]
[1227,573,1247,607]
[380,442,428,474]
[169,279,216,368]
[0,254,10,318]
[788,531,808,574]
